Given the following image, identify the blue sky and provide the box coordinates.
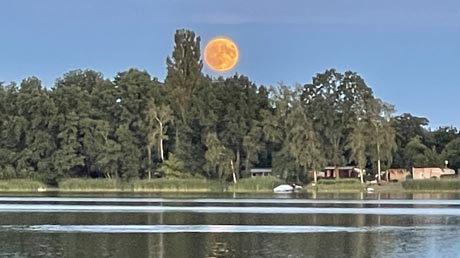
[1,0,459,128]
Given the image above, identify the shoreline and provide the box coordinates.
[2,178,460,194]
[3,187,460,194]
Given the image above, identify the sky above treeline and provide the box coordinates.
[1,0,459,128]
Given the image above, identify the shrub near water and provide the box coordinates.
[402,179,460,191]
[229,176,283,192]
[59,178,121,191]
[0,179,47,191]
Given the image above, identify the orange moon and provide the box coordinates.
[204,37,239,72]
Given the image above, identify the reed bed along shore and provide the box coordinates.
[0,177,279,192]
[0,179,48,192]
[402,179,460,191]
[3,177,460,193]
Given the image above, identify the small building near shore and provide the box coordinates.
[250,168,272,177]
[323,166,361,179]
[412,167,455,180]
[385,169,410,182]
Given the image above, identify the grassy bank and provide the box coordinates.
[228,176,283,192]
[0,179,48,192]
[308,178,366,192]
[402,179,460,191]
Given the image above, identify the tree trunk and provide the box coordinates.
[159,121,164,162]
[231,160,237,184]
[376,123,381,183]
[235,148,241,179]
[314,170,317,183]
[245,152,250,178]
[147,146,152,180]
[175,127,179,147]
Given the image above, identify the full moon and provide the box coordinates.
[204,37,239,72]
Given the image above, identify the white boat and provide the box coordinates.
[273,184,302,193]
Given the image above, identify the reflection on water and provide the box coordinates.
[2,196,460,205]
[1,203,460,216]
[206,242,232,258]
[3,224,457,233]
[0,193,460,258]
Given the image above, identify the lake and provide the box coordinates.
[1,192,460,258]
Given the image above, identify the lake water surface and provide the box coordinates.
[1,192,460,258]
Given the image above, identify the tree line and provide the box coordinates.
[1,29,459,185]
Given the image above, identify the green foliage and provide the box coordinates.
[367,99,398,172]
[158,154,189,178]
[392,113,431,168]
[404,137,441,168]
[0,29,458,190]
[0,165,16,179]
[432,126,458,153]
[204,133,234,179]
[303,70,373,167]
[165,29,203,122]
[441,138,460,171]
[346,121,367,176]
[243,124,264,175]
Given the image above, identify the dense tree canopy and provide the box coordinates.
[1,29,459,184]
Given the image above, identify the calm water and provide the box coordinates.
[1,192,460,258]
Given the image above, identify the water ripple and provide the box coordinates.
[0,204,460,215]
[0,224,454,234]
[1,197,460,206]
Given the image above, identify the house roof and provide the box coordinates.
[250,168,272,173]
[324,166,355,170]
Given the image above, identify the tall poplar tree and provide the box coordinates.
[165,29,205,174]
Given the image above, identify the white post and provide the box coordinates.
[230,160,237,184]
[376,120,381,184]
